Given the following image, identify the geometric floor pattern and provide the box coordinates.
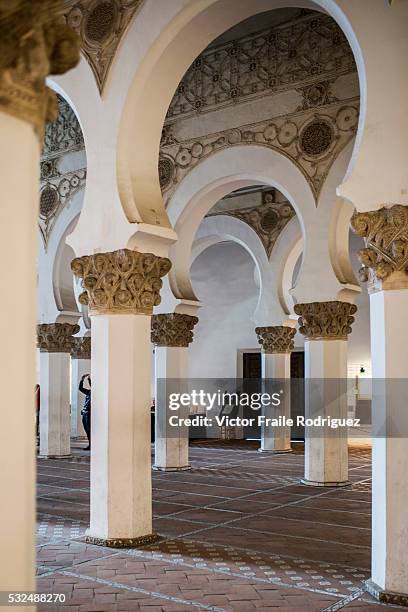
[36,440,397,610]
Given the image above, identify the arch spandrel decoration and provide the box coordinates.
[64,0,144,94]
[207,189,296,258]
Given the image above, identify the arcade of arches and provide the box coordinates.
[1,1,408,610]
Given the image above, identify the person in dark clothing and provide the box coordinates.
[79,374,91,450]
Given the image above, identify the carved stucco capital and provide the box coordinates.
[0,1,81,139]
[151,314,199,348]
[294,301,357,341]
[37,322,80,353]
[351,204,408,291]
[71,249,171,315]
[71,336,91,360]
[255,326,296,354]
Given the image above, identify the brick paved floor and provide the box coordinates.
[36,441,397,611]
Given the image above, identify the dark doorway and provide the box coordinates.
[290,351,305,440]
[242,352,261,438]
[242,352,261,378]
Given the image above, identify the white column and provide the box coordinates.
[260,352,292,453]
[370,288,408,600]
[88,314,154,544]
[39,351,72,457]
[0,111,36,599]
[154,346,190,470]
[294,302,356,487]
[71,358,90,439]
[303,339,349,486]
[71,249,171,547]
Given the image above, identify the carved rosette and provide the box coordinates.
[255,326,296,354]
[0,1,81,138]
[71,249,171,315]
[294,301,357,341]
[71,337,91,359]
[37,323,80,353]
[64,0,144,93]
[151,314,199,348]
[351,205,408,290]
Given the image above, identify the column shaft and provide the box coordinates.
[260,353,291,453]
[0,112,36,596]
[39,352,71,457]
[154,346,190,470]
[303,339,349,486]
[370,289,408,598]
[71,358,90,439]
[88,314,154,544]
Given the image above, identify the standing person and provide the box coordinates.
[79,374,91,450]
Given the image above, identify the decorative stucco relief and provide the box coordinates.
[160,103,358,203]
[43,95,84,159]
[40,95,86,248]
[166,12,356,121]
[64,0,144,93]
[207,190,295,258]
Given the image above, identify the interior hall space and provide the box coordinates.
[1,1,408,611]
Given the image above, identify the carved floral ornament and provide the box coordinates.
[350,205,408,289]
[37,323,80,353]
[0,0,81,138]
[294,301,357,341]
[255,326,296,354]
[151,314,199,348]
[71,249,171,315]
[71,336,91,359]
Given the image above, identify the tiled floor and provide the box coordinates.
[36,441,396,611]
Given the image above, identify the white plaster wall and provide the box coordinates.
[189,241,259,378]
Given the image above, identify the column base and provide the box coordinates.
[301,478,351,487]
[152,465,192,472]
[366,579,408,607]
[38,454,72,459]
[258,448,292,454]
[85,533,159,548]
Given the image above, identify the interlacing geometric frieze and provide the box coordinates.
[208,191,295,258]
[255,326,296,353]
[0,1,81,139]
[151,313,199,348]
[64,0,144,93]
[160,104,358,203]
[71,249,171,315]
[350,205,408,286]
[166,12,356,121]
[71,336,91,359]
[294,301,357,340]
[37,323,80,353]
